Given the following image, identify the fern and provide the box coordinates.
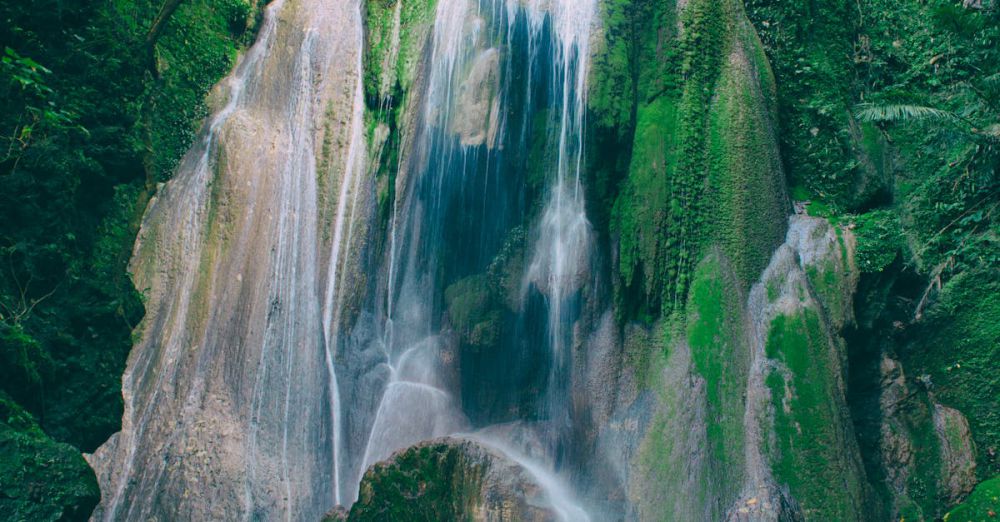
[854,103,961,124]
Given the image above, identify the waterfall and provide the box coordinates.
[92,0,602,517]
[523,0,596,445]
[90,0,368,519]
[341,0,598,515]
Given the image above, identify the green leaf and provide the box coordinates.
[854,103,961,123]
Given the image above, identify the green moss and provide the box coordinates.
[944,475,1000,522]
[364,0,437,105]
[444,275,499,350]
[614,95,679,303]
[705,34,787,286]
[612,0,787,318]
[587,0,638,136]
[765,310,862,519]
[348,442,485,521]
[766,278,780,303]
[804,258,848,326]
[685,253,747,491]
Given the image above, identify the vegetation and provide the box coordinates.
[745,0,998,294]
[944,474,1000,521]
[764,310,863,519]
[743,0,999,516]
[363,0,437,106]
[0,392,99,521]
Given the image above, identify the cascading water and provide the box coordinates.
[79,0,885,518]
[89,0,369,519]
[320,0,368,505]
[524,0,596,454]
[332,0,597,516]
[93,0,602,517]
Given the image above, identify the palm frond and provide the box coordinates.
[854,103,961,124]
[982,73,1000,89]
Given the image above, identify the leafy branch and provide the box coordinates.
[854,103,964,124]
[1,47,85,167]
[0,248,61,327]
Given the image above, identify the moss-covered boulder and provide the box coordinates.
[743,215,867,520]
[347,437,562,521]
[623,215,869,520]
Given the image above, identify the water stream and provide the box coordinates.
[336,0,598,514]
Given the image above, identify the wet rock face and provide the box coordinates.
[873,353,979,518]
[347,437,559,521]
[89,0,372,519]
[933,403,977,504]
[453,48,501,148]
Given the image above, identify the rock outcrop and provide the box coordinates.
[934,403,978,504]
[874,353,979,519]
[599,215,870,521]
[346,437,564,521]
[88,0,373,519]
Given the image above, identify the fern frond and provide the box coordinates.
[854,103,961,123]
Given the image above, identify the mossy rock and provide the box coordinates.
[685,251,749,500]
[348,438,559,521]
[944,475,1000,522]
[444,275,504,351]
[611,0,788,317]
[764,309,865,519]
[903,268,1000,476]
